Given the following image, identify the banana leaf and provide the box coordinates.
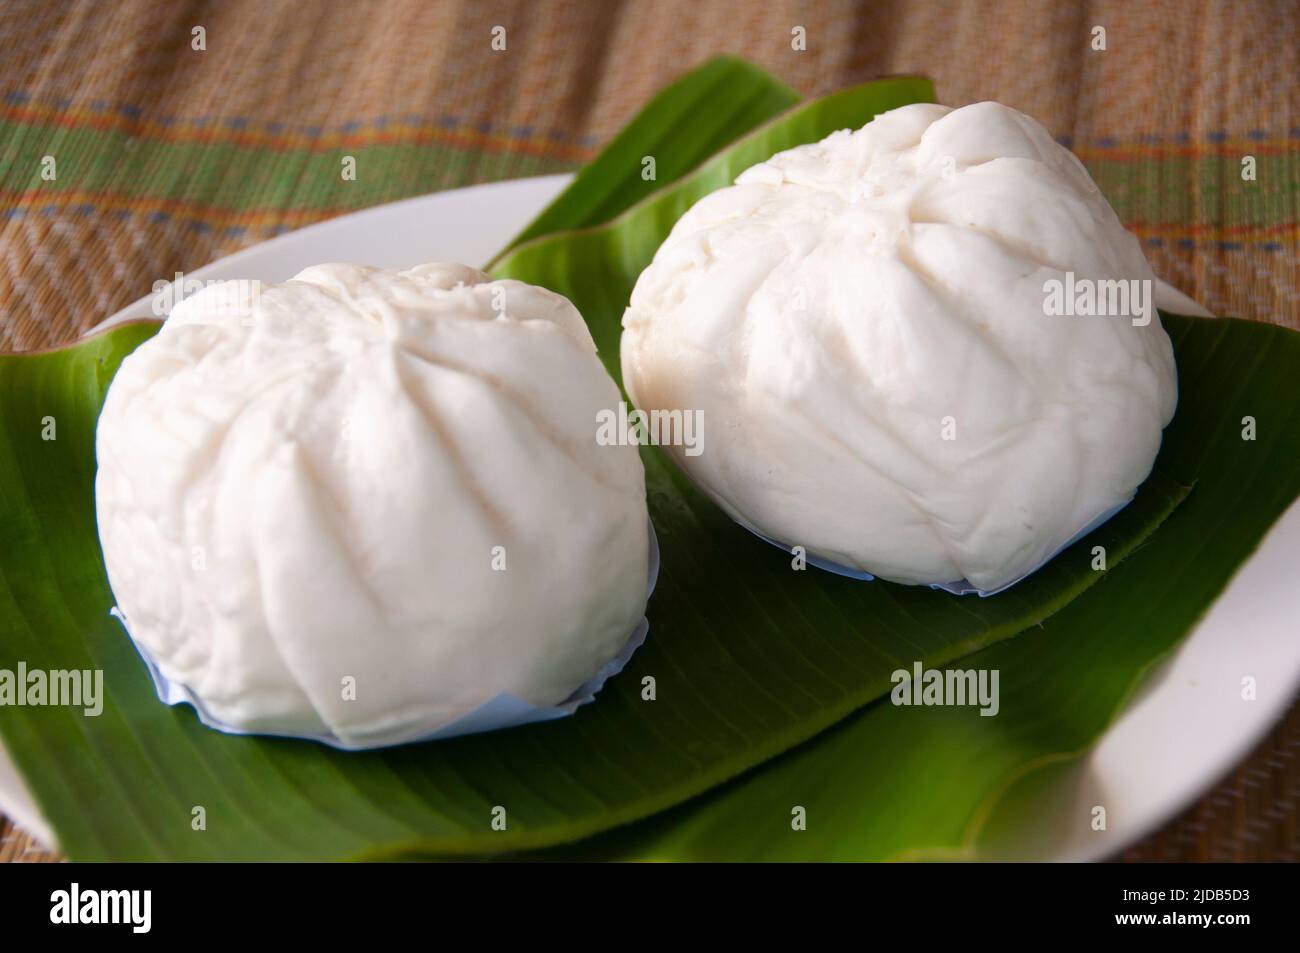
[0,77,1198,862]
[520,316,1300,861]
[491,55,799,257]
[478,65,1300,860]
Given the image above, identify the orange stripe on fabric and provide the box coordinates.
[3,190,1298,246]
[8,100,1298,165]
[0,103,596,163]
[0,190,340,228]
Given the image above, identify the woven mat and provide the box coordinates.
[1,0,1296,860]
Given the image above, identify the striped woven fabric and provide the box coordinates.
[1,0,1296,351]
[0,0,1296,861]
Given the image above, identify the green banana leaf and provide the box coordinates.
[524,317,1300,861]
[0,311,1192,863]
[478,63,1300,860]
[0,77,1193,862]
[490,55,799,258]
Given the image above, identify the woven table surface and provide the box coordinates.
[0,0,1296,861]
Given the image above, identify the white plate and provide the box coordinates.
[4,174,1297,861]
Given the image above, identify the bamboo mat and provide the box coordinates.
[0,0,1297,861]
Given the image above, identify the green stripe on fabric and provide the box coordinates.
[1,117,1297,235]
[0,120,577,212]
[1085,157,1300,232]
